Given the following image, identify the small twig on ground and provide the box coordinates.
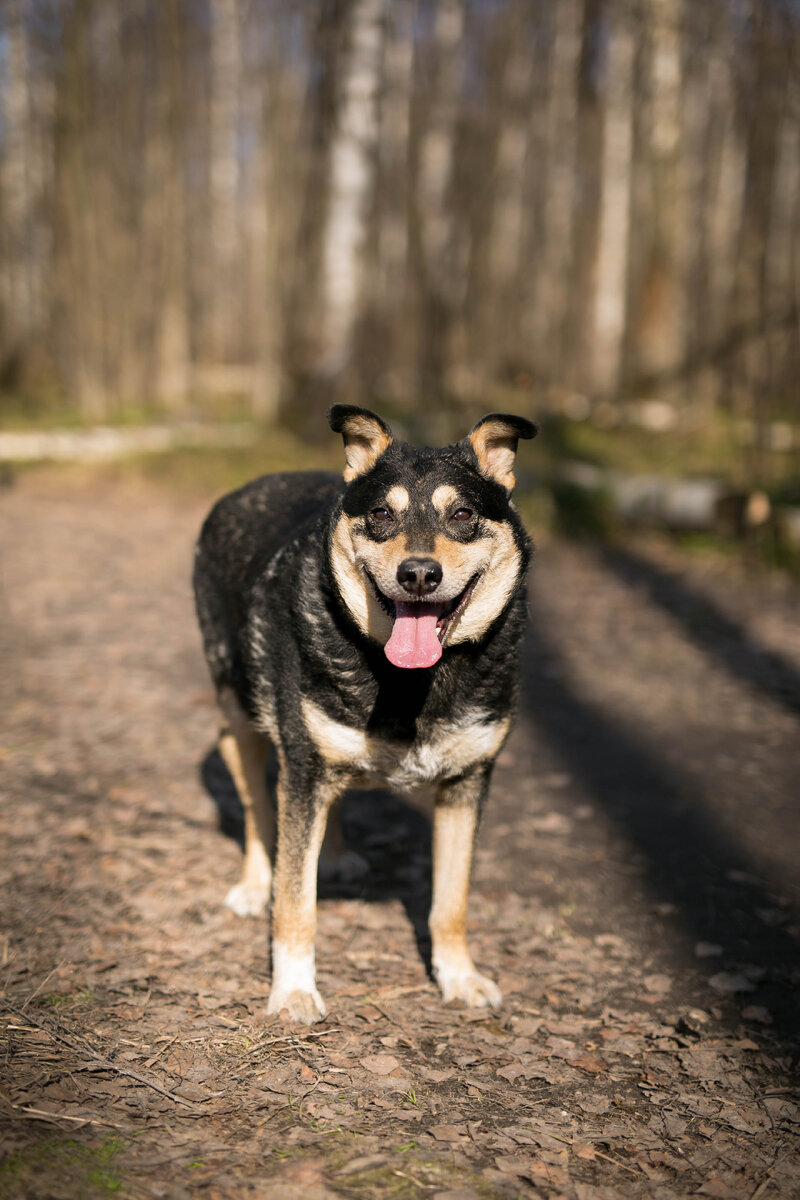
[392,1168,429,1188]
[0,1089,127,1130]
[1,999,202,1110]
[20,964,65,1012]
[143,1032,180,1069]
[748,1174,774,1200]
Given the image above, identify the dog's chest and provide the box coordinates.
[301,698,508,788]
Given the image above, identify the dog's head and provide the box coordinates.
[328,405,538,668]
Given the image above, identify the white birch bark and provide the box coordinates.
[156,9,191,410]
[209,0,242,361]
[1,0,35,343]
[417,0,465,305]
[592,14,634,396]
[317,0,384,376]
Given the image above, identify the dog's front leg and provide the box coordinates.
[267,768,339,1025]
[429,764,502,1010]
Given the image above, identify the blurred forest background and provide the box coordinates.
[0,0,799,509]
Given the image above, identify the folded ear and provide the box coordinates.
[328,405,394,483]
[465,413,539,492]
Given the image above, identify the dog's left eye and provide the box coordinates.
[371,507,392,522]
[450,508,473,522]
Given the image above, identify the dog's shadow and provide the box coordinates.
[200,747,434,971]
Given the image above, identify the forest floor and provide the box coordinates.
[1,468,799,1200]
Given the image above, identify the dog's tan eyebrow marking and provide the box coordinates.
[384,485,410,512]
[431,485,459,515]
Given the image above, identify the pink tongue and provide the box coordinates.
[384,602,444,669]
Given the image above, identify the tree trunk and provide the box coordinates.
[209,0,242,363]
[317,0,384,380]
[591,5,634,397]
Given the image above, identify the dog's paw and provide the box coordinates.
[266,987,327,1025]
[437,968,502,1010]
[225,881,270,918]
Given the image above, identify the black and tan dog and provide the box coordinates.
[194,406,537,1023]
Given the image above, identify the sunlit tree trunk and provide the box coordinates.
[152,0,191,408]
[591,8,633,397]
[316,0,384,379]
[414,0,465,398]
[636,0,686,383]
[0,0,51,365]
[209,0,242,362]
[372,0,414,394]
[564,0,606,393]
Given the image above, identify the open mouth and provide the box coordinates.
[368,573,480,669]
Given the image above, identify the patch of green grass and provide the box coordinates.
[40,988,97,1011]
[538,412,745,483]
[1,424,340,499]
[332,1156,496,1200]
[91,428,336,498]
[0,1136,127,1200]
[548,480,618,539]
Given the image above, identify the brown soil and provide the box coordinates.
[1,471,798,1199]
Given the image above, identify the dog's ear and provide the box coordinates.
[465,413,539,492]
[328,405,394,483]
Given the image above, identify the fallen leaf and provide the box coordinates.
[741,1006,772,1024]
[429,1124,468,1142]
[572,1052,608,1074]
[708,972,755,994]
[643,973,672,994]
[496,1063,525,1082]
[360,1054,400,1076]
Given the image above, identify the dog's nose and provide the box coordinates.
[397,557,443,596]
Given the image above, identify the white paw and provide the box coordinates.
[436,966,502,1010]
[225,881,270,917]
[266,987,327,1025]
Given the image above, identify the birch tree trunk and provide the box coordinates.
[373,0,414,394]
[151,0,191,408]
[591,5,634,397]
[0,0,46,362]
[565,0,606,393]
[209,0,242,363]
[414,0,465,398]
[316,0,384,381]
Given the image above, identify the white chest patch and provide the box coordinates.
[301,698,509,789]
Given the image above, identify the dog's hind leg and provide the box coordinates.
[318,796,369,886]
[267,770,340,1025]
[429,765,501,1010]
[218,688,274,917]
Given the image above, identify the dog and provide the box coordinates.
[193,406,538,1023]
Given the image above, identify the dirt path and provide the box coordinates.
[1,472,798,1199]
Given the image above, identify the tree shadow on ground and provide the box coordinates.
[200,747,433,971]
[520,613,800,1056]
[599,544,800,716]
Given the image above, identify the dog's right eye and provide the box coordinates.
[371,507,392,522]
